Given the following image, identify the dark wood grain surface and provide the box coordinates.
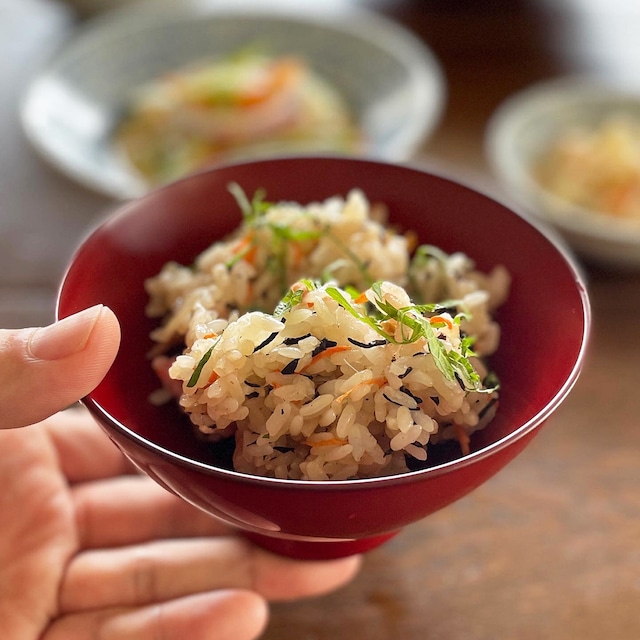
[2,2,639,639]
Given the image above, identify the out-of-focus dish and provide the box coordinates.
[64,0,137,18]
[486,76,640,268]
[21,2,446,199]
[533,114,640,222]
[115,51,363,186]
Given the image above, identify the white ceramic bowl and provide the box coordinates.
[21,1,446,200]
[486,76,640,269]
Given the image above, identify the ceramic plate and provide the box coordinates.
[486,75,640,269]
[21,0,446,199]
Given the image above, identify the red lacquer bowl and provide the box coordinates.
[57,157,590,559]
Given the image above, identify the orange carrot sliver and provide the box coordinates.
[453,423,471,456]
[290,242,304,267]
[429,315,454,331]
[336,376,386,403]
[237,59,302,107]
[232,232,253,253]
[300,345,351,372]
[243,245,258,266]
[304,436,348,448]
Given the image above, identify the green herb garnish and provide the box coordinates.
[273,279,318,317]
[228,185,376,296]
[228,182,272,222]
[323,282,493,392]
[186,344,216,388]
[324,229,375,286]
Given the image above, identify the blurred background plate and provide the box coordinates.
[20,0,446,200]
[486,75,640,269]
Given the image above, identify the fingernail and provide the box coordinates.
[29,305,105,361]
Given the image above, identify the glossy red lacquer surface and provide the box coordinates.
[58,157,590,559]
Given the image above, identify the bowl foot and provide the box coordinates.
[242,530,400,560]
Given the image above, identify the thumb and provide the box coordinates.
[0,305,121,429]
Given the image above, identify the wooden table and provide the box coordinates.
[2,2,639,639]
[267,2,640,639]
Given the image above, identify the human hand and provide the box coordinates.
[0,307,361,639]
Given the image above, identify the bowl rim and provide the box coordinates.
[60,157,591,491]
[20,1,446,201]
[486,74,640,247]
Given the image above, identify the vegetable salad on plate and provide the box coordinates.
[116,51,363,186]
[534,114,640,223]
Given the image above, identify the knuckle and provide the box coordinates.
[129,550,161,605]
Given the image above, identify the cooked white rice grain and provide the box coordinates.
[148,190,509,480]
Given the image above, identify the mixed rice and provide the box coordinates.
[146,188,510,480]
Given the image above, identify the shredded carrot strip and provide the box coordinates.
[237,58,302,107]
[304,436,348,448]
[203,332,218,339]
[453,423,471,456]
[405,230,419,253]
[300,345,351,372]
[207,371,219,385]
[228,232,258,267]
[243,280,253,305]
[354,291,368,304]
[243,245,258,266]
[336,377,386,403]
[232,232,253,255]
[429,315,454,331]
[289,242,304,267]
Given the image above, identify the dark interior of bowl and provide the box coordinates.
[58,157,588,473]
